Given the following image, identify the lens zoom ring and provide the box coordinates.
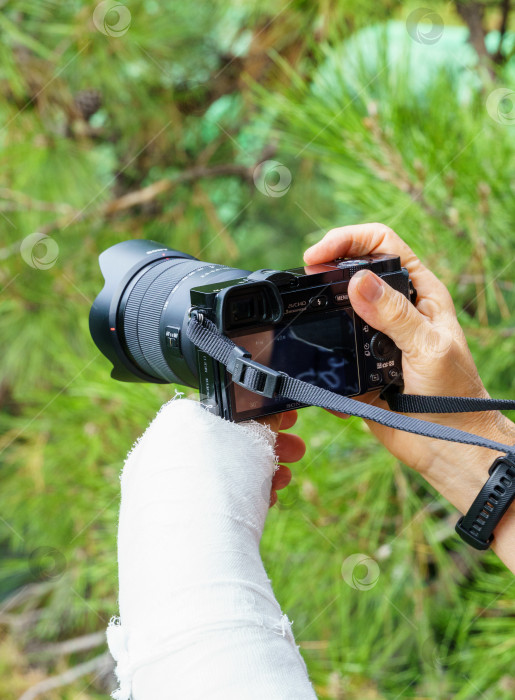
[124,259,204,380]
[123,260,170,377]
[137,261,203,379]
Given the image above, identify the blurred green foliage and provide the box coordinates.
[0,1,514,698]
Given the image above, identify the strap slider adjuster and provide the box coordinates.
[227,346,285,398]
[226,345,251,378]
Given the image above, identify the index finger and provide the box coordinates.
[279,410,298,431]
[303,223,454,315]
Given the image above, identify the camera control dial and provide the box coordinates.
[370,332,396,361]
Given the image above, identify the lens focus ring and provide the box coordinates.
[123,259,204,380]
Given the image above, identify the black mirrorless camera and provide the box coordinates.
[90,240,415,422]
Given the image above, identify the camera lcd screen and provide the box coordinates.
[228,309,360,421]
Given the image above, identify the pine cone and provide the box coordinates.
[74,89,102,121]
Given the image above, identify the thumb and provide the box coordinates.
[348,270,425,356]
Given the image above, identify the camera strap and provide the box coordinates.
[187,313,515,550]
[379,387,515,414]
[186,313,515,456]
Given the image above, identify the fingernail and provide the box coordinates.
[353,270,383,303]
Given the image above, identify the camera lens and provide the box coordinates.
[120,257,209,381]
[90,240,250,387]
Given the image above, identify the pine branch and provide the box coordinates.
[27,631,106,658]
[0,145,277,259]
[17,652,113,700]
[361,116,461,231]
[41,161,257,234]
[493,0,512,64]
[454,1,496,78]
[103,161,256,215]
[0,609,42,633]
[0,583,53,614]
[0,188,74,214]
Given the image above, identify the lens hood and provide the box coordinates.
[89,239,196,382]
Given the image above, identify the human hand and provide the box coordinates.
[304,224,515,510]
[257,410,306,507]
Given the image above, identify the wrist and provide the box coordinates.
[422,414,515,570]
[424,413,515,508]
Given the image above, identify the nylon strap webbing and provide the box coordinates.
[186,315,515,457]
[383,389,515,414]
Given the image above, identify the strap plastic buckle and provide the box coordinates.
[226,346,285,398]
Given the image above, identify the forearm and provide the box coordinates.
[109,399,316,700]
[424,413,515,572]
